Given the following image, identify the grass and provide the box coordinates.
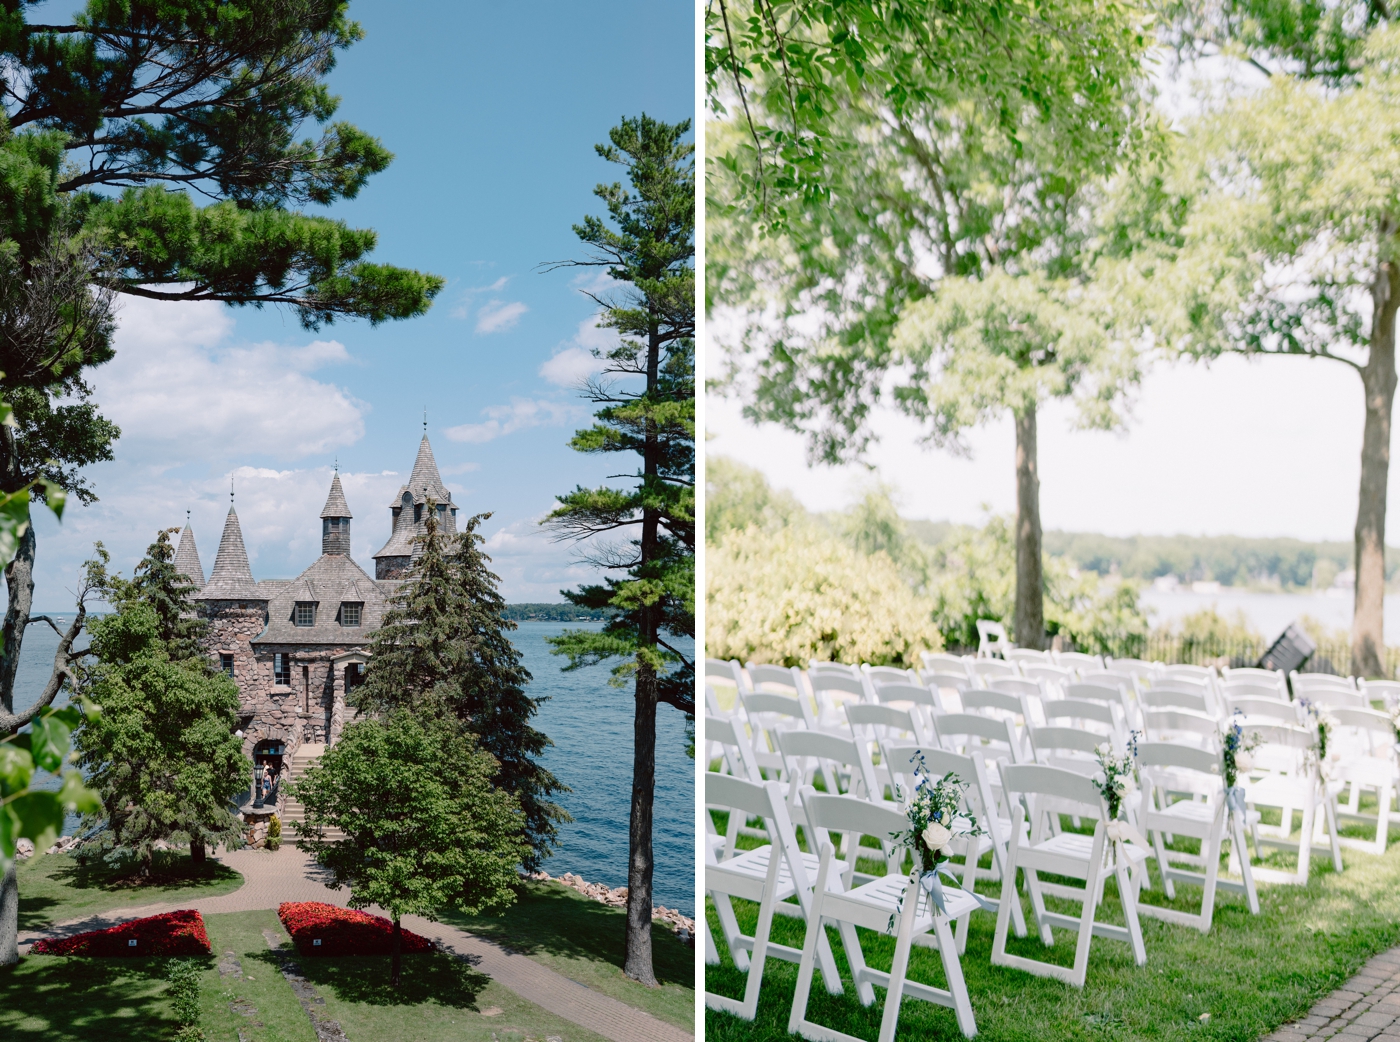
[198,909,613,1042]
[0,949,178,1040]
[705,808,1400,1042]
[443,877,696,1030]
[17,850,244,931]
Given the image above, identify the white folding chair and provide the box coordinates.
[775,728,883,810]
[921,671,971,711]
[1135,741,1259,933]
[864,664,917,688]
[1328,706,1397,855]
[1358,678,1400,711]
[1041,698,1126,748]
[1223,667,1287,699]
[933,712,1026,771]
[921,652,971,676]
[870,681,943,739]
[1161,664,1218,684]
[1026,725,1105,777]
[992,763,1149,986]
[1055,650,1105,673]
[810,672,871,732]
[810,660,864,680]
[1141,708,1222,752]
[977,618,1013,659]
[1141,684,1213,717]
[967,658,1018,686]
[1292,672,1365,709]
[1020,663,1075,696]
[845,703,930,795]
[958,687,1026,728]
[1241,723,1344,885]
[1227,695,1300,728]
[705,774,841,1017]
[708,713,764,783]
[706,658,747,717]
[742,690,816,779]
[1006,648,1051,665]
[790,790,980,1041]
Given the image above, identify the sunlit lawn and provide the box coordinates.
[706,798,1400,1042]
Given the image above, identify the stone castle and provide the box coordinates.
[173,435,457,771]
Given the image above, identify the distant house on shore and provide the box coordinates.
[172,435,457,774]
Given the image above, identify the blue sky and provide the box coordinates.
[29,1,695,609]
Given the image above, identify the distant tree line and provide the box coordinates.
[906,522,1400,591]
[503,604,615,621]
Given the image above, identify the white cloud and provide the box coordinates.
[475,300,528,334]
[480,514,600,601]
[444,397,582,444]
[539,314,617,386]
[95,297,367,466]
[449,276,514,319]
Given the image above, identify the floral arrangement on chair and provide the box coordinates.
[1299,698,1340,772]
[887,752,986,928]
[1092,736,1147,846]
[1222,713,1261,789]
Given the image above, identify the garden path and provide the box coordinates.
[1264,946,1400,1042]
[17,846,692,1042]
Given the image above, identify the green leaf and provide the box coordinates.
[36,479,66,521]
[0,743,34,798]
[29,713,72,774]
[7,790,67,854]
[56,771,102,816]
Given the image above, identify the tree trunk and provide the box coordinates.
[1013,405,1045,650]
[0,861,16,967]
[391,916,403,988]
[624,665,657,986]
[1354,256,1400,678]
[190,838,206,865]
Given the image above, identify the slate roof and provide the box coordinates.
[196,507,261,600]
[373,435,458,562]
[173,525,204,589]
[252,552,394,646]
[320,472,352,518]
[389,435,454,510]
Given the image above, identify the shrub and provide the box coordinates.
[707,522,944,667]
[30,909,211,957]
[277,902,434,957]
[267,814,281,852]
[165,957,203,1032]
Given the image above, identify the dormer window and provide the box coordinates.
[294,602,317,627]
[340,602,363,627]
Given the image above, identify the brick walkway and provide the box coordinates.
[1262,948,1400,1042]
[19,846,692,1042]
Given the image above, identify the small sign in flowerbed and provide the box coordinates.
[278,901,434,957]
[30,909,211,957]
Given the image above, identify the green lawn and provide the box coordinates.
[443,877,696,1030]
[17,850,244,931]
[0,950,178,1040]
[706,811,1400,1042]
[199,909,612,1042]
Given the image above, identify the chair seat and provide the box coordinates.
[1153,798,1261,828]
[1243,774,1318,804]
[1032,830,1150,866]
[712,843,849,899]
[837,871,982,934]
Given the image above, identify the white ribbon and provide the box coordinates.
[1225,785,1248,816]
[1105,818,1149,848]
[917,863,996,916]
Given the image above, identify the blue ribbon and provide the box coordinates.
[1226,786,1248,816]
[919,863,996,916]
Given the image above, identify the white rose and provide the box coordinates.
[922,822,951,851]
[1096,743,1112,757]
[1235,752,1253,772]
[1113,775,1136,796]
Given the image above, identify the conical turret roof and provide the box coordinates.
[320,472,352,518]
[198,506,259,599]
[387,435,454,508]
[173,524,204,588]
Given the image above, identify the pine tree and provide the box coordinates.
[541,114,695,987]
[352,509,568,869]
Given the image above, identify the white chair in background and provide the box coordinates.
[922,671,971,711]
[1141,708,1222,752]
[1135,741,1259,933]
[1020,663,1075,696]
[992,763,1149,987]
[933,712,1026,771]
[871,681,943,739]
[706,658,748,717]
[707,713,764,784]
[1140,685,1213,718]
[1161,663,1218,684]
[845,703,931,793]
[1006,648,1052,666]
[1328,706,1398,855]
[789,790,980,1041]
[1359,678,1400,710]
[864,664,918,688]
[742,690,815,780]
[921,651,971,676]
[775,727,882,810]
[977,619,1013,658]
[746,663,808,705]
[704,774,841,1018]
[1151,672,1221,716]
[1026,725,1105,778]
[1222,667,1288,699]
[1040,698,1126,749]
[967,658,1018,686]
[1227,695,1300,728]
[1221,679,1289,704]
[1292,672,1365,709]
[809,672,872,733]
[959,687,1026,728]
[1055,650,1105,674]
[1241,723,1344,885]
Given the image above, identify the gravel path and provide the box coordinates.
[19,846,693,1042]
[1262,948,1400,1042]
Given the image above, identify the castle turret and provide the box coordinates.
[320,472,352,555]
[199,505,259,600]
[174,522,205,589]
[372,434,458,580]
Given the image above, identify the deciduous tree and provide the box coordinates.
[541,114,694,986]
[292,712,528,988]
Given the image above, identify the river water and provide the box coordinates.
[13,617,694,915]
[1138,587,1400,644]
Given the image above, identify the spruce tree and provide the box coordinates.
[352,509,567,869]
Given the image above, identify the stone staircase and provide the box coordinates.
[278,743,346,844]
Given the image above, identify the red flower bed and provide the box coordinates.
[278,902,434,957]
[31,909,211,958]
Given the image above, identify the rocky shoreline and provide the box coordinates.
[525,869,695,943]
